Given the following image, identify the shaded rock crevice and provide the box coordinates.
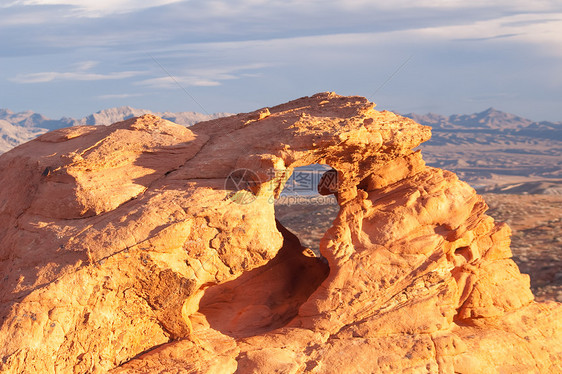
[194,219,329,339]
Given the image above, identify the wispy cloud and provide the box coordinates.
[12,71,141,83]
[453,33,522,42]
[502,17,562,28]
[5,0,185,17]
[411,12,562,57]
[11,61,143,83]
[145,10,562,52]
[139,63,271,89]
[96,93,144,100]
[74,60,99,71]
[336,0,562,12]
[0,1,20,7]
[140,76,222,88]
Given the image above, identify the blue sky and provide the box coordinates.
[1,0,561,121]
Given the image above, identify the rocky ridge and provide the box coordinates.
[0,107,227,153]
[276,193,562,304]
[0,93,560,373]
[2,105,561,190]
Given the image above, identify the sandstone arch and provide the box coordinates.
[0,93,559,373]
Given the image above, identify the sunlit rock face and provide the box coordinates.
[0,93,560,373]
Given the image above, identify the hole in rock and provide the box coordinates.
[454,246,471,262]
[275,165,340,255]
[195,165,337,338]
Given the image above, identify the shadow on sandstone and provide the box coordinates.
[195,220,329,339]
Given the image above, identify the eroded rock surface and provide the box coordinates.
[0,93,560,373]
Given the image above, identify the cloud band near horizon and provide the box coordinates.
[0,0,561,121]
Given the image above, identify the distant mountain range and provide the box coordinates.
[0,106,228,153]
[406,108,534,130]
[406,108,561,141]
[403,108,561,189]
[1,106,561,191]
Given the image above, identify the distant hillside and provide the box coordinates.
[405,108,562,187]
[407,108,534,130]
[0,107,228,153]
[407,108,561,141]
[1,106,561,190]
[74,106,229,127]
[0,119,48,153]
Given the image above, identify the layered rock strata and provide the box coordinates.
[0,93,560,373]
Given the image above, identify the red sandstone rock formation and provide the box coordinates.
[0,93,560,373]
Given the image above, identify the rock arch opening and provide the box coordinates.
[275,164,340,255]
[194,165,335,339]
